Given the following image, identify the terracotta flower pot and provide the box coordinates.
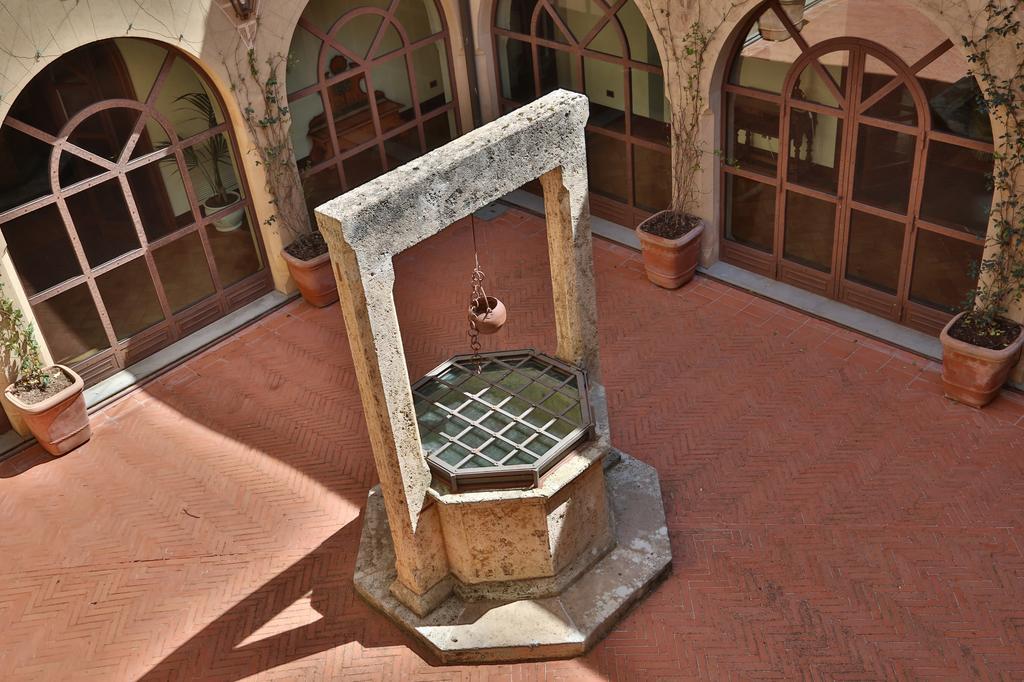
[757,0,806,41]
[940,312,1024,408]
[468,296,507,334]
[282,248,340,308]
[636,211,706,290]
[4,365,91,456]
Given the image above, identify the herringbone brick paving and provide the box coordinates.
[1,208,1023,680]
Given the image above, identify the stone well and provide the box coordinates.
[316,90,671,663]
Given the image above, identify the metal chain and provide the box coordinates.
[467,214,493,371]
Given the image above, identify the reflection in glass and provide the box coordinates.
[183,133,243,214]
[384,126,422,168]
[852,125,915,215]
[863,83,918,126]
[617,1,660,66]
[286,25,322,94]
[153,232,215,312]
[589,21,624,58]
[920,142,993,237]
[538,46,580,95]
[859,55,897,103]
[845,210,904,294]
[32,284,109,364]
[784,192,836,272]
[630,70,669,144]
[787,109,842,194]
[395,0,442,42]
[333,14,384,59]
[550,0,604,43]
[0,125,53,213]
[728,10,787,93]
[302,166,342,226]
[793,55,847,108]
[65,178,141,268]
[368,59,413,134]
[1,204,81,295]
[424,110,457,150]
[155,58,224,139]
[536,7,571,44]
[129,161,191,242]
[726,93,780,177]
[289,93,327,171]
[206,210,263,287]
[343,145,385,189]
[495,0,542,34]
[95,256,164,339]
[725,174,776,253]
[413,42,452,114]
[585,132,627,203]
[498,37,536,104]
[585,57,625,132]
[67,109,139,162]
[633,145,670,212]
[910,230,982,312]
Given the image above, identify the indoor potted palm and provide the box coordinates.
[939,7,1024,408]
[636,22,708,289]
[0,284,91,455]
[227,46,338,307]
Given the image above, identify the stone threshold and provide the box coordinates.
[502,189,942,362]
[0,289,299,460]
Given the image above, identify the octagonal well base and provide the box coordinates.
[352,452,671,664]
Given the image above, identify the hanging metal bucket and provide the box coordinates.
[468,296,507,334]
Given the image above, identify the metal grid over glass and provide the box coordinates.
[412,350,592,492]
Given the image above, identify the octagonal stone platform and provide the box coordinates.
[353,451,671,664]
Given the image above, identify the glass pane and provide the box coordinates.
[863,83,918,126]
[585,132,627,203]
[343,145,385,189]
[633,145,670,213]
[371,22,404,59]
[130,117,172,159]
[152,232,215,312]
[413,42,452,114]
[128,161,191,242]
[860,55,897,103]
[783,191,836,272]
[727,10,790,94]
[793,56,846,108]
[919,49,992,142]
[95,256,164,339]
[584,57,624,133]
[302,165,342,226]
[206,209,263,287]
[787,109,842,194]
[495,0,542,34]
[0,125,53,213]
[538,46,580,95]
[910,230,982,312]
[630,70,669,144]
[920,142,993,237]
[424,110,457,151]
[845,210,904,294]
[551,0,604,43]
[289,93,327,171]
[154,59,224,140]
[334,14,384,60]
[65,178,141,268]
[286,25,322,94]
[368,59,413,134]
[497,37,535,104]
[67,109,138,162]
[726,93,780,177]
[616,1,659,64]
[588,21,623,58]
[384,126,422,168]
[1,204,81,295]
[32,284,108,365]
[537,7,571,44]
[59,154,107,187]
[725,174,776,253]
[395,0,443,42]
[326,75,374,156]
[111,39,168,103]
[183,133,244,214]
[852,125,915,215]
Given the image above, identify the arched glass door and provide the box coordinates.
[0,39,269,384]
[722,0,993,333]
[287,0,461,223]
[492,0,671,228]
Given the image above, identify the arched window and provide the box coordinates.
[492,0,670,228]
[0,39,269,383]
[721,0,994,334]
[287,0,460,221]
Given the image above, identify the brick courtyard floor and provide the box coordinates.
[2,208,1024,680]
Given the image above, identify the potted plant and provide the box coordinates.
[171,92,245,232]
[757,0,806,42]
[635,22,709,289]
[225,46,338,307]
[939,4,1024,408]
[0,284,91,455]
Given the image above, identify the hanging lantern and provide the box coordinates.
[228,0,257,20]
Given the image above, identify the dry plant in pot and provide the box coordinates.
[0,284,91,455]
[225,44,339,308]
[940,2,1024,408]
[635,21,709,289]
